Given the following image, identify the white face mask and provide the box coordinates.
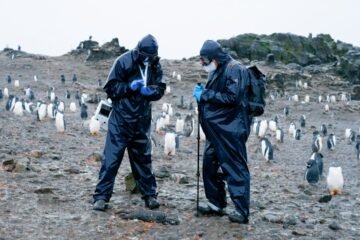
[203,62,217,73]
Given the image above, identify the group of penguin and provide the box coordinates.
[0,74,101,135]
[254,89,359,197]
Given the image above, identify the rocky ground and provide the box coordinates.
[0,50,359,240]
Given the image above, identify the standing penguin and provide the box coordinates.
[294,129,301,140]
[37,102,47,121]
[344,129,355,145]
[89,115,101,135]
[327,133,336,151]
[324,104,329,112]
[276,128,284,143]
[12,100,24,116]
[320,124,327,136]
[75,90,81,100]
[356,141,360,160]
[98,79,102,87]
[0,89,3,100]
[164,132,176,156]
[7,75,11,84]
[300,115,306,128]
[310,152,324,176]
[47,103,57,119]
[65,90,71,99]
[55,111,66,133]
[289,122,296,136]
[80,103,88,120]
[188,102,194,111]
[72,74,77,84]
[326,167,344,196]
[4,88,9,98]
[69,102,77,112]
[268,119,277,132]
[312,133,323,153]
[61,74,66,84]
[261,137,273,163]
[305,159,320,185]
[183,114,194,137]
[258,120,268,138]
[175,117,184,133]
[283,106,289,117]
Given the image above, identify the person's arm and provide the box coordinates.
[103,57,133,101]
[142,64,166,101]
[200,65,248,106]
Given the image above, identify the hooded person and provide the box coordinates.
[93,34,166,211]
[193,40,252,224]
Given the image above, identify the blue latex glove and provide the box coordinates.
[140,86,156,96]
[130,79,145,91]
[192,83,204,102]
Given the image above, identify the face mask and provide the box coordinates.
[203,62,217,73]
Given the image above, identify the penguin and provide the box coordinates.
[72,74,77,84]
[12,100,24,116]
[175,117,184,133]
[4,88,9,98]
[318,95,322,103]
[188,102,194,111]
[330,95,336,103]
[80,103,88,120]
[252,120,259,135]
[326,94,330,102]
[175,134,180,149]
[14,80,20,88]
[356,142,360,160]
[34,75,38,82]
[288,122,296,136]
[276,128,284,143]
[167,104,173,116]
[65,90,71,99]
[304,95,310,103]
[344,128,354,144]
[183,114,194,137]
[37,102,47,121]
[0,89,3,100]
[23,100,33,113]
[320,124,327,136]
[7,75,11,84]
[294,129,301,140]
[176,74,181,81]
[326,167,344,196]
[172,71,176,78]
[47,103,57,119]
[305,159,320,185]
[178,96,185,109]
[162,103,169,113]
[75,90,81,100]
[81,93,88,105]
[6,95,17,111]
[324,104,329,112]
[303,82,308,89]
[310,152,324,177]
[327,133,336,151]
[61,74,65,84]
[151,135,157,154]
[340,93,347,102]
[261,137,273,162]
[165,85,171,95]
[98,79,102,87]
[55,111,66,133]
[50,90,56,102]
[299,115,306,128]
[69,102,77,112]
[292,95,299,102]
[164,132,176,156]
[258,120,268,138]
[163,112,170,126]
[268,119,277,132]
[312,134,323,153]
[284,106,290,117]
[89,115,101,135]
[155,115,166,134]
[57,100,65,112]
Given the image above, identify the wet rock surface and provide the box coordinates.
[0,45,359,239]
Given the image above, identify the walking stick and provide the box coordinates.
[196,103,200,216]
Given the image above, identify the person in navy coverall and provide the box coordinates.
[93,34,166,211]
[193,40,252,224]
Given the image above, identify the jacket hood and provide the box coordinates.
[200,40,230,65]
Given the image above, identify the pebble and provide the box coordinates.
[329,221,342,231]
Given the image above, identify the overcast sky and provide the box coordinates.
[1,0,358,59]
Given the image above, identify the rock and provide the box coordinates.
[2,159,15,171]
[329,221,342,231]
[34,188,54,194]
[262,211,284,224]
[119,209,180,225]
[85,93,101,104]
[50,154,62,160]
[125,172,139,193]
[87,151,103,162]
[283,214,297,227]
[2,157,29,172]
[155,165,171,178]
[319,195,332,203]
[351,85,360,100]
[29,150,44,158]
[266,53,275,65]
[170,173,190,184]
[292,230,307,236]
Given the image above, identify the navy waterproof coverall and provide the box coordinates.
[93,35,166,202]
[199,41,252,218]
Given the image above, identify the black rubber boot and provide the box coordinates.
[144,196,160,209]
[228,210,249,224]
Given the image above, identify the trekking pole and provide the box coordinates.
[196,103,200,216]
